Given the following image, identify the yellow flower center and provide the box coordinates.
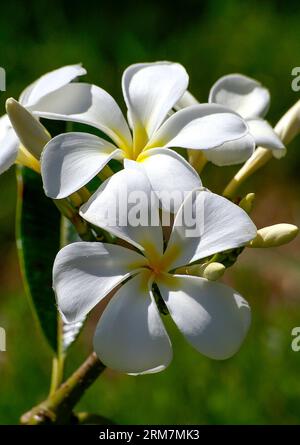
[119,124,155,161]
[143,241,181,279]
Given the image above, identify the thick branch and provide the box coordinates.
[21,352,105,425]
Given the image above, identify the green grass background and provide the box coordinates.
[1,0,300,424]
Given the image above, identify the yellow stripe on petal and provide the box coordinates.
[160,244,182,272]
[155,272,181,288]
[138,269,154,293]
[132,123,149,160]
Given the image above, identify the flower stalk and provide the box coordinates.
[21,353,106,425]
[188,149,208,173]
[223,99,300,198]
[49,315,66,396]
[53,199,96,241]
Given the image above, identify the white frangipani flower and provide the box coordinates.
[53,165,257,374]
[177,74,285,166]
[38,62,251,207]
[0,64,86,174]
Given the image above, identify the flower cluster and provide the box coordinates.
[2,61,299,375]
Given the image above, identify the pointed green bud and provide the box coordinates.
[6,98,50,159]
[239,193,256,214]
[248,223,299,248]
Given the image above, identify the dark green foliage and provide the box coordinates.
[16,166,60,353]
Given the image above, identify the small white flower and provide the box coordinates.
[177,74,285,166]
[53,166,256,374]
[0,64,86,174]
[39,62,251,209]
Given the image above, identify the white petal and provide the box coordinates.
[146,104,248,150]
[0,115,19,174]
[165,189,257,269]
[20,64,87,107]
[80,164,164,256]
[174,90,199,110]
[29,83,132,150]
[41,132,122,198]
[122,62,188,140]
[138,148,201,212]
[94,271,172,374]
[272,146,287,159]
[209,74,270,119]
[204,134,255,166]
[157,274,251,360]
[53,242,147,323]
[247,118,285,151]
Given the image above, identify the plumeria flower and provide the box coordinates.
[53,164,257,374]
[176,74,285,166]
[0,64,86,174]
[37,62,252,209]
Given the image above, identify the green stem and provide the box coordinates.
[223,148,272,198]
[21,353,106,425]
[53,199,96,241]
[49,316,65,396]
[76,412,115,425]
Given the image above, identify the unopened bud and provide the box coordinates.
[6,98,50,159]
[239,193,256,214]
[274,99,300,157]
[187,262,226,281]
[248,223,299,248]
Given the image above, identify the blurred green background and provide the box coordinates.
[1,0,300,424]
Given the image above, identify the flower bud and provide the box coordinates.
[248,224,299,248]
[187,262,226,281]
[274,99,300,157]
[6,98,50,159]
[239,193,256,214]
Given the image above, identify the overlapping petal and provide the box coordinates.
[122,62,188,143]
[138,148,201,212]
[28,83,132,150]
[0,65,87,176]
[247,119,285,151]
[164,189,257,269]
[157,274,251,360]
[41,132,122,198]
[94,271,172,374]
[20,64,87,107]
[80,163,164,255]
[204,134,255,166]
[53,242,148,323]
[174,90,199,110]
[146,104,249,150]
[209,74,270,119]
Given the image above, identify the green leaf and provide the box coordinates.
[16,165,60,353]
